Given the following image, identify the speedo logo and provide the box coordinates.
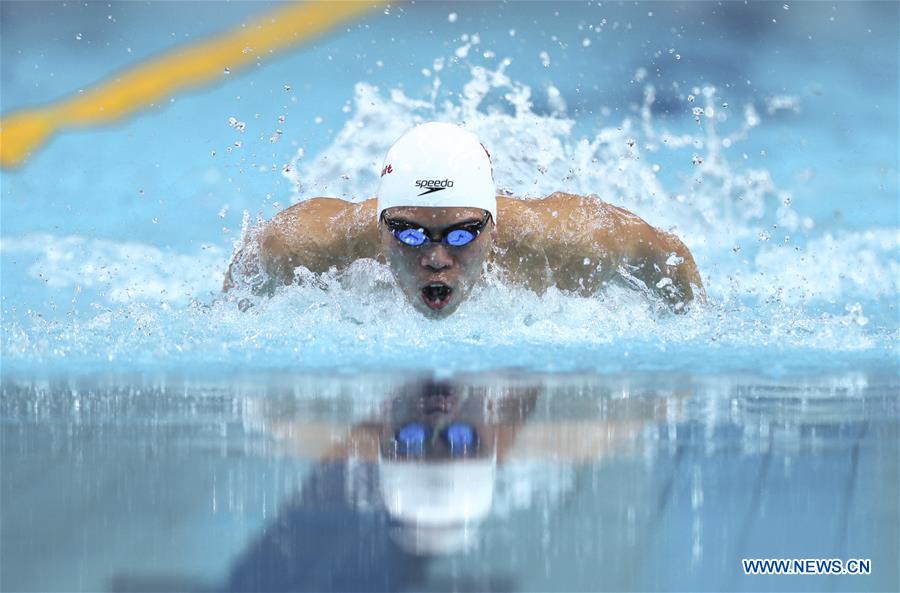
[415,178,454,196]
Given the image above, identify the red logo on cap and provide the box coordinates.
[381,164,393,177]
[480,143,494,181]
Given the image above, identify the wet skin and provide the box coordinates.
[224,192,705,313]
[379,206,494,319]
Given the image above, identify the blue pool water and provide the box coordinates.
[2,371,897,591]
[1,2,898,591]
[1,0,897,376]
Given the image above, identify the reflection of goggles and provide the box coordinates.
[394,421,479,457]
[382,213,491,247]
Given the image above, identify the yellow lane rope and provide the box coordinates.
[0,0,384,169]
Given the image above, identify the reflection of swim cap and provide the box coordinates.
[376,122,497,221]
[378,458,496,527]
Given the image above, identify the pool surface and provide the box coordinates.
[1,1,898,591]
[2,371,897,591]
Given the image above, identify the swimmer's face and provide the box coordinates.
[379,206,494,319]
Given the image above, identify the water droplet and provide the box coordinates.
[447,12,457,23]
[283,84,292,91]
[539,51,550,68]
[75,33,83,40]
[783,3,790,9]
[687,94,695,103]
[758,230,770,241]
[666,254,684,266]
[223,67,231,75]
[691,154,704,165]
[582,38,591,47]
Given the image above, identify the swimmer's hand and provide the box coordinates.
[610,206,705,312]
[622,235,705,312]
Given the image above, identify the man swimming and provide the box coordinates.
[224,121,704,317]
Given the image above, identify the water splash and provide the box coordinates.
[2,55,896,374]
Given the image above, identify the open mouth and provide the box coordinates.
[421,283,453,310]
[420,393,456,415]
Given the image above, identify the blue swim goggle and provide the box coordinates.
[394,421,479,457]
[382,213,491,248]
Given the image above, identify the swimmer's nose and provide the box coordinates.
[421,245,454,271]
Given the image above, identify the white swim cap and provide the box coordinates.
[376,122,496,221]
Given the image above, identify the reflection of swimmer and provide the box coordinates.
[224,122,704,317]
[376,381,506,555]
[221,376,682,588]
[258,376,677,561]
[223,379,539,591]
[268,376,674,464]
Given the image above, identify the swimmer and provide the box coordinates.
[224,121,704,317]
[259,375,673,557]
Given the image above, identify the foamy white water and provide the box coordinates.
[1,35,897,375]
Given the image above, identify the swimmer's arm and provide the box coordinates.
[223,197,378,293]
[596,205,704,309]
[267,420,381,461]
[512,194,703,308]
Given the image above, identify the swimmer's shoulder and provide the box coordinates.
[268,197,375,230]
[271,196,374,223]
[261,197,379,269]
[496,192,621,230]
